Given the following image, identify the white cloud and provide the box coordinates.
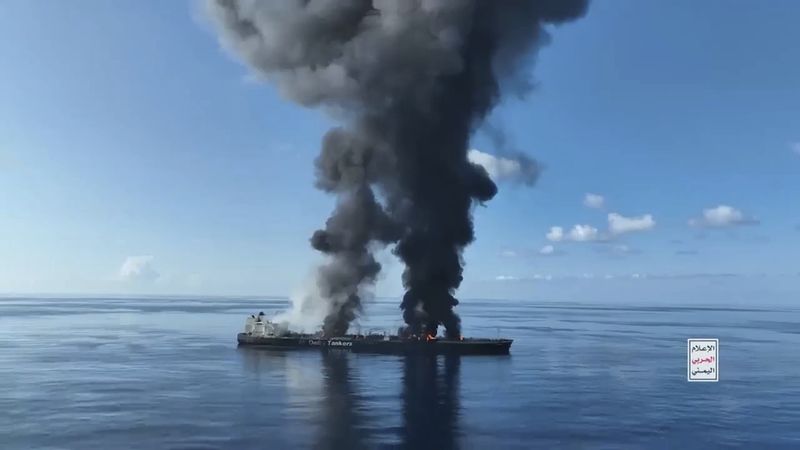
[608,213,656,235]
[568,224,599,242]
[495,275,519,281]
[545,224,600,242]
[583,193,605,209]
[490,272,720,282]
[495,274,552,282]
[467,149,539,185]
[539,245,555,255]
[546,226,564,242]
[689,205,758,228]
[495,271,753,283]
[118,256,159,283]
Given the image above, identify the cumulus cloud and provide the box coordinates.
[608,213,656,235]
[583,193,605,209]
[545,224,600,242]
[545,211,655,245]
[467,149,539,186]
[689,205,758,228]
[546,226,564,242]
[569,224,599,242]
[539,245,555,255]
[118,256,159,283]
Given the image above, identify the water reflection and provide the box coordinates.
[313,352,463,450]
[399,354,461,450]
[239,349,462,449]
[316,350,368,450]
[240,348,288,374]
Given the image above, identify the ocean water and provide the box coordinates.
[1,296,799,449]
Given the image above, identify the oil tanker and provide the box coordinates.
[237,313,512,355]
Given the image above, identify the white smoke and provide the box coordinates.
[467,149,539,186]
[272,279,329,333]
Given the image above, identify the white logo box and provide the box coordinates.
[688,338,719,382]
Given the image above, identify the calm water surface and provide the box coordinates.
[1,296,799,449]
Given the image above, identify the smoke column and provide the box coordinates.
[206,0,588,337]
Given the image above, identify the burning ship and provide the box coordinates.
[210,0,587,358]
[237,312,512,355]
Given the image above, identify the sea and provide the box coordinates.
[1,296,799,449]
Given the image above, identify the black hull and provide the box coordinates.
[237,333,511,355]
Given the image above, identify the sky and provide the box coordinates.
[1,0,798,303]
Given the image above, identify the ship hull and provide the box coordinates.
[237,333,511,355]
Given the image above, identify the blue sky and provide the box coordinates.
[1,1,798,302]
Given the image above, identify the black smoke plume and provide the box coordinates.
[206,0,588,337]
